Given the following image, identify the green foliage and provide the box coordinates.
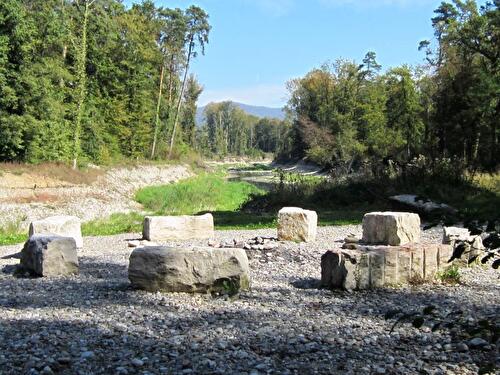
[81,212,143,236]
[0,0,211,164]
[135,172,265,215]
[437,265,461,284]
[0,217,25,246]
[199,101,288,157]
[282,1,499,172]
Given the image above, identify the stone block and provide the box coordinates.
[143,214,214,241]
[321,243,452,290]
[29,215,83,248]
[362,212,421,246]
[128,246,250,293]
[20,235,79,277]
[277,207,317,242]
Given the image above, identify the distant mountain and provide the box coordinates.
[196,101,285,125]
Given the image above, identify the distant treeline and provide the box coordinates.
[280,1,499,172]
[196,101,288,158]
[0,0,213,165]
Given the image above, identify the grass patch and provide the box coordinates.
[82,212,144,236]
[0,232,26,246]
[135,172,265,215]
[0,219,26,246]
[437,265,461,284]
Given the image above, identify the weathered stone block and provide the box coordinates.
[20,235,79,277]
[128,246,250,293]
[143,214,214,241]
[442,227,470,244]
[321,243,452,290]
[277,207,317,242]
[362,212,421,246]
[29,215,83,248]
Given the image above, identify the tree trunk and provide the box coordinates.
[150,64,165,159]
[168,40,193,158]
[72,0,91,169]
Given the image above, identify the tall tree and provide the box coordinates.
[168,5,210,158]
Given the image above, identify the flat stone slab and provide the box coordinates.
[277,207,317,242]
[20,235,79,277]
[29,215,83,248]
[321,243,452,291]
[128,246,250,293]
[143,214,214,241]
[362,212,420,246]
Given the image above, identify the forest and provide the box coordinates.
[0,0,498,173]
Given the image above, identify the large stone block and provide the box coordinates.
[321,243,452,290]
[29,215,83,248]
[20,235,79,277]
[128,246,250,293]
[277,207,317,242]
[362,212,421,246]
[143,214,214,241]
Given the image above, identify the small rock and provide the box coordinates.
[468,337,488,348]
[80,351,95,360]
[131,358,144,367]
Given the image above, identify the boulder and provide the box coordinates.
[321,243,452,291]
[362,212,420,246]
[29,215,83,248]
[277,207,317,242]
[128,246,250,293]
[143,214,214,241]
[20,235,79,277]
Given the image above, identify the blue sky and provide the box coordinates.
[124,0,445,108]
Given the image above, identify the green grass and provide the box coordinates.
[0,232,26,246]
[135,172,265,215]
[82,212,144,236]
[437,265,461,284]
[0,219,26,246]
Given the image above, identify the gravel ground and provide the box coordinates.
[0,226,498,375]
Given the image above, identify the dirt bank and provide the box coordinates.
[0,164,192,229]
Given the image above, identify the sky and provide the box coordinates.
[124,0,446,108]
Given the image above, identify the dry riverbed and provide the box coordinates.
[0,226,498,375]
[0,165,191,229]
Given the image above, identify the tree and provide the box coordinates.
[385,66,424,159]
[69,0,96,169]
[180,75,203,147]
[151,7,186,159]
[168,5,210,158]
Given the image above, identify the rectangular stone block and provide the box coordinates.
[362,212,421,245]
[143,214,214,241]
[384,250,399,285]
[128,246,250,293]
[442,226,470,244]
[370,251,385,288]
[411,247,425,280]
[322,244,454,291]
[397,250,412,283]
[277,207,317,242]
[424,246,439,279]
[21,235,79,277]
[29,215,83,248]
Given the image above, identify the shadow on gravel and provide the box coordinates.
[290,277,321,289]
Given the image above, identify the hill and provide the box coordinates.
[196,102,285,125]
